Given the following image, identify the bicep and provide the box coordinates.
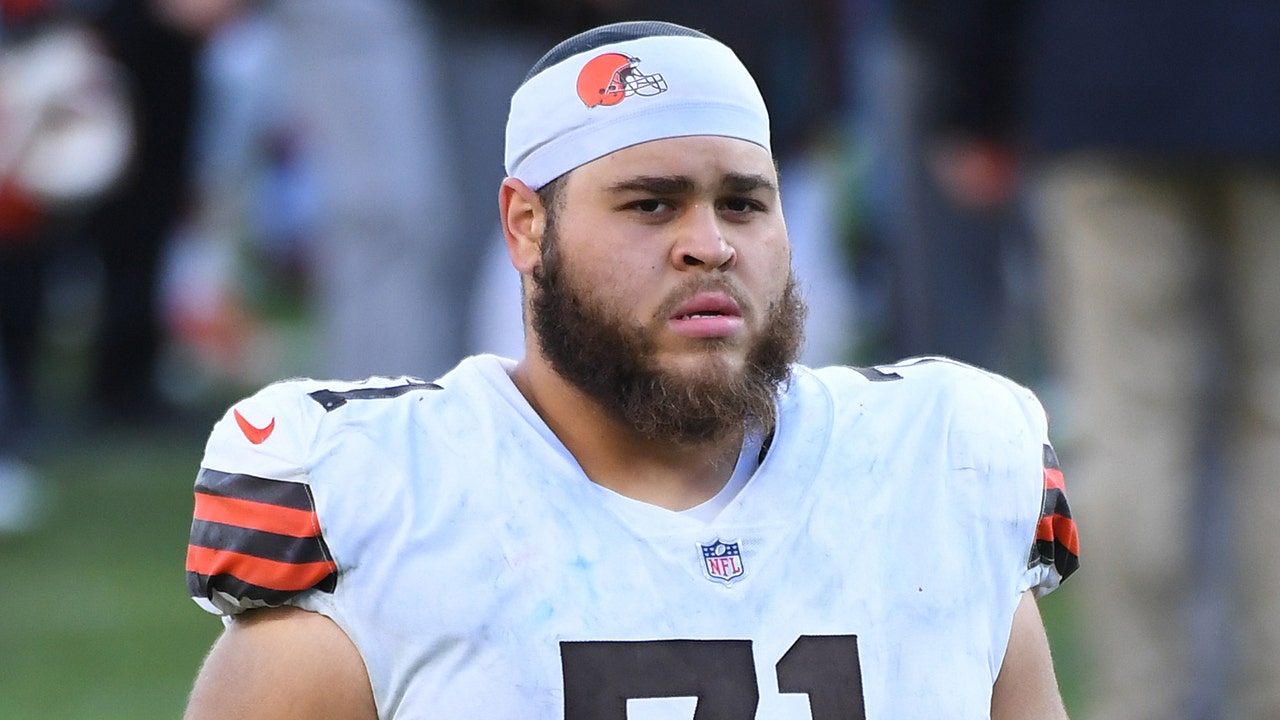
[991,591,1070,720]
[184,606,376,720]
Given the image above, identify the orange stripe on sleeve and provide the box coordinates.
[1043,467,1065,491]
[194,492,320,538]
[186,544,337,592]
[1036,514,1081,557]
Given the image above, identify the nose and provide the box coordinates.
[670,205,736,271]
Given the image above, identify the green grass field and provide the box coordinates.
[0,404,1087,720]
[0,420,224,720]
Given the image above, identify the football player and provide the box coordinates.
[183,20,1079,719]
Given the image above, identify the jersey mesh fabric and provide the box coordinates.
[186,354,1076,718]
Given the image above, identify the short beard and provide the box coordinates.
[529,220,807,446]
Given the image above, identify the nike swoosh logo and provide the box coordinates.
[233,409,276,444]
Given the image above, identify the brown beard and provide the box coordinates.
[529,225,807,445]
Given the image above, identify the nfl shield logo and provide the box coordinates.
[699,538,746,585]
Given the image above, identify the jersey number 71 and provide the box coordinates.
[562,635,865,719]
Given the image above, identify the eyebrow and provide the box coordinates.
[721,172,777,195]
[606,172,777,196]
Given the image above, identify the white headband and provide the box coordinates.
[505,28,772,190]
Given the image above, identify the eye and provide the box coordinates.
[629,198,670,214]
[719,197,766,217]
[619,197,675,219]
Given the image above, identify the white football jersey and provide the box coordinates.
[187,354,1078,719]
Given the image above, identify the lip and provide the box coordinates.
[668,291,744,339]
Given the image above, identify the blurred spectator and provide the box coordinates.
[268,0,463,381]
[916,2,1280,719]
[160,0,475,385]
[847,0,1038,374]
[0,0,129,530]
[85,0,202,420]
[158,0,314,392]
[0,0,201,429]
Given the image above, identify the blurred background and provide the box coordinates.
[3,0,1277,718]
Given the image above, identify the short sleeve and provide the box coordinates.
[931,358,1081,598]
[185,379,337,616]
[993,373,1080,596]
[1025,442,1080,596]
[850,357,1081,597]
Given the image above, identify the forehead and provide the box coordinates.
[565,135,777,191]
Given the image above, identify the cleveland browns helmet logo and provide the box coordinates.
[575,52,668,108]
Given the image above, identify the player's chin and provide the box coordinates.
[657,344,749,381]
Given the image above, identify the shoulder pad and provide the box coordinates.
[186,376,431,615]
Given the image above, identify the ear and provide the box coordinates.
[499,177,545,275]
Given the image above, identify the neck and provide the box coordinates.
[511,355,748,511]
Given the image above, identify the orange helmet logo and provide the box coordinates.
[575,52,668,109]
